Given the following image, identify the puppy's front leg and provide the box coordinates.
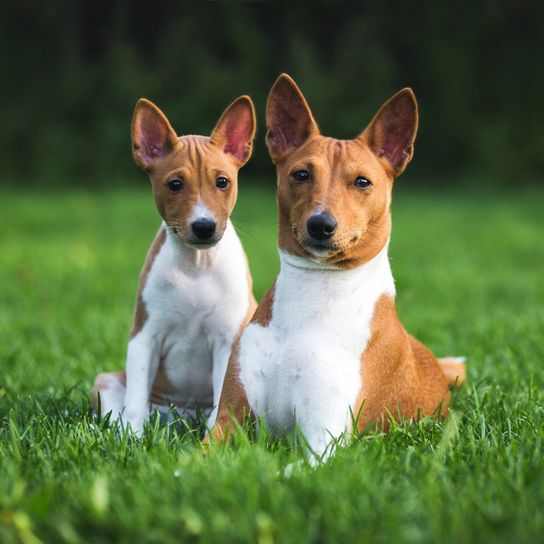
[204,342,252,446]
[122,332,160,436]
[206,340,233,429]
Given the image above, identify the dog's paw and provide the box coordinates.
[280,460,305,478]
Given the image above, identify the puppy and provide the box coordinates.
[207,75,465,460]
[93,96,257,435]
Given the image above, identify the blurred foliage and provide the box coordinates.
[1,0,543,185]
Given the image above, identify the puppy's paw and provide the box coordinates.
[120,413,145,437]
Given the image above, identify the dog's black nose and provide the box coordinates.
[191,218,216,240]
[307,212,337,240]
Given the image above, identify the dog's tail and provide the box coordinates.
[438,357,466,387]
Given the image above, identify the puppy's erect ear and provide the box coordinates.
[132,99,178,171]
[360,88,418,177]
[265,74,319,162]
[210,96,256,166]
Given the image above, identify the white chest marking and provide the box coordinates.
[238,245,395,457]
[135,221,249,407]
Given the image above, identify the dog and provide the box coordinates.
[206,74,465,460]
[92,95,257,435]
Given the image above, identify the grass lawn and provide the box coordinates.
[0,182,543,543]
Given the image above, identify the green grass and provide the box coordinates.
[0,183,543,543]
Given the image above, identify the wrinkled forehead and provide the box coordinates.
[282,136,386,177]
[152,135,237,179]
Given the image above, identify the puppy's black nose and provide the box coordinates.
[307,212,337,240]
[191,218,216,240]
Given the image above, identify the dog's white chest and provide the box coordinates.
[238,248,394,454]
[137,223,249,404]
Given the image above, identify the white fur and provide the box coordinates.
[98,374,201,423]
[238,245,395,460]
[444,357,466,363]
[97,374,125,420]
[101,220,250,435]
[190,200,215,223]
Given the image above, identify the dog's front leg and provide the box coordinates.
[300,426,339,465]
[296,400,352,464]
[122,332,160,436]
[203,342,253,447]
[206,340,233,428]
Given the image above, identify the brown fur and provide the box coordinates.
[355,296,450,431]
[207,74,465,446]
[129,227,166,338]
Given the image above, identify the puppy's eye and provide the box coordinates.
[354,176,372,189]
[216,176,229,190]
[167,179,183,193]
[291,169,310,183]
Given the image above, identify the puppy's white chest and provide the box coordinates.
[147,264,223,335]
[137,225,249,401]
[238,248,395,447]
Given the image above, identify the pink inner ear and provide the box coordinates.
[222,108,252,161]
[135,109,171,165]
[266,79,316,158]
[269,110,299,151]
[377,122,413,170]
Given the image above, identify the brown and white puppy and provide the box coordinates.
[207,74,465,460]
[93,96,257,435]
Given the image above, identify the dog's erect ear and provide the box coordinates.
[360,88,418,177]
[265,74,319,162]
[132,99,178,171]
[210,96,256,166]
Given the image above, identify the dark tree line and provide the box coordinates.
[1,0,543,185]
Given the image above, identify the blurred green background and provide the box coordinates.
[2,0,543,186]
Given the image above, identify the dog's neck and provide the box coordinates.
[279,251,344,271]
[278,243,396,299]
[164,220,236,271]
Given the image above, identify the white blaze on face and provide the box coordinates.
[311,204,325,216]
[190,200,216,227]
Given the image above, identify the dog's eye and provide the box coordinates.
[167,179,183,193]
[291,169,310,183]
[354,176,372,189]
[216,176,229,190]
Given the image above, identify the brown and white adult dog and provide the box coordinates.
[206,74,465,460]
[93,96,257,435]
